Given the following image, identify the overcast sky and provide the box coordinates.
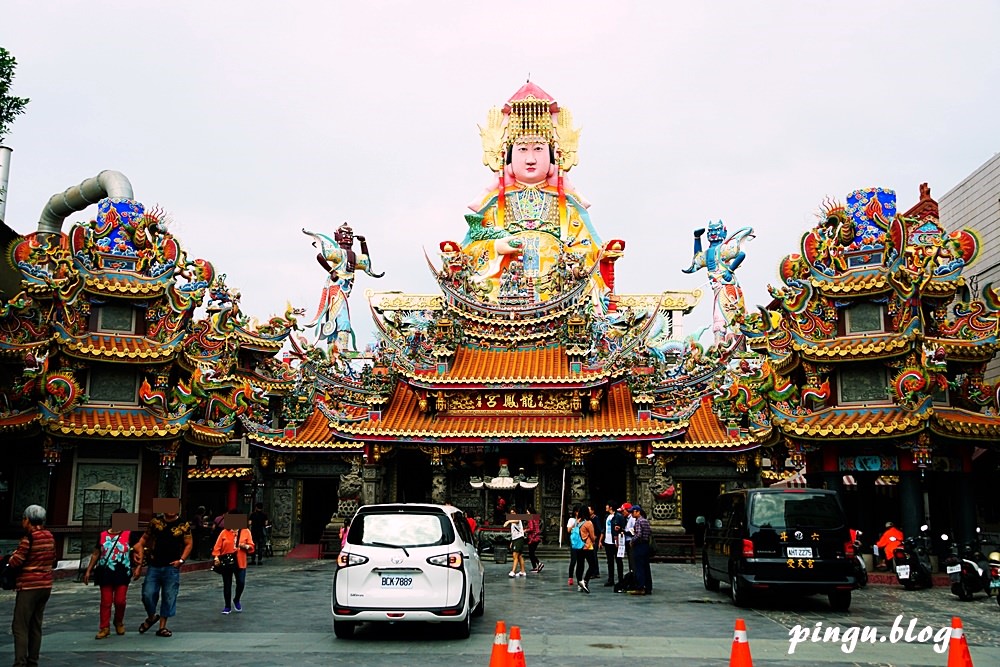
[4,2,999,346]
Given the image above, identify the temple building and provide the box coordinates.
[0,172,298,557]
[3,86,997,559]
[740,185,1000,551]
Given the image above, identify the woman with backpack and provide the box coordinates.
[83,508,135,639]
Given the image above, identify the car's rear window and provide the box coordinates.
[749,492,844,530]
[350,512,453,547]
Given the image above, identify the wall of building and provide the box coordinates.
[939,152,1000,381]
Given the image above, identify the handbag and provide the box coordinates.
[1,533,34,590]
[213,529,241,574]
[92,533,122,586]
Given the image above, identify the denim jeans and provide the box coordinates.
[141,565,180,618]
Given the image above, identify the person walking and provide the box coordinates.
[587,505,603,582]
[578,508,599,588]
[133,503,193,637]
[8,504,55,667]
[503,506,528,577]
[629,505,653,596]
[83,508,135,639]
[212,521,255,614]
[525,506,544,573]
[248,503,269,566]
[567,506,583,587]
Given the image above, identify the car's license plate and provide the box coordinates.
[989,580,1000,589]
[946,564,961,575]
[787,547,812,558]
[380,576,414,588]
[896,565,910,579]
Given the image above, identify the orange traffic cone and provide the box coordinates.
[488,620,508,667]
[729,618,753,667]
[507,625,526,667]
[946,617,974,667]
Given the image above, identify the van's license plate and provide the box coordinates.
[946,564,961,575]
[381,576,414,588]
[787,547,812,558]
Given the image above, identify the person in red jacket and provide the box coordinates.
[875,522,904,569]
[8,504,56,667]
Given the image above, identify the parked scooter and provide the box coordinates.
[988,551,1000,604]
[894,525,933,590]
[851,529,867,588]
[943,532,991,601]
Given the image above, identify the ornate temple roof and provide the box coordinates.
[0,410,40,434]
[770,404,925,440]
[56,330,184,362]
[245,407,366,452]
[187,466,252,480]
[792,331,916,362]
[930,407,1000,440]
[43,406,184,439]
[329,381,683,443]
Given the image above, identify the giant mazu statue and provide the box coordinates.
[255,83,774,541]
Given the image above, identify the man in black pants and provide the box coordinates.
[602,502,625,587]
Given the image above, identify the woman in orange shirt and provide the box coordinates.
[211,522,255,614]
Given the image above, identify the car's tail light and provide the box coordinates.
[844,540,855,558]
[991,565,999,578]
[337,552,369,568]
[427,552,464,569]
[741,539,754,558]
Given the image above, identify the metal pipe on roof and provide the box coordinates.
[37,170,134,236]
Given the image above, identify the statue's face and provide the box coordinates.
[707,221,726,243]
[510,142,551,185]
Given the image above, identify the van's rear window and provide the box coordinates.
[750,493,843,530]
[349,512,453,547]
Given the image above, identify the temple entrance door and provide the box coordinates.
[395,449,432,503]
[586,448,629,510]
[301,478,338,544]
[680,479,723,547]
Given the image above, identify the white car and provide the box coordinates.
[331,503,485,639]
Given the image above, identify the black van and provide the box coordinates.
[701,488,857,610]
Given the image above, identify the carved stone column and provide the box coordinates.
[362,464,382,506]
[569,464,587,508]
[431,468,447,504]
[270,477,295,556]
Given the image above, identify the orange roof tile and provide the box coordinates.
[187,467,252,480]
[44,407,182,438]
[418,345,603,385]
[931,408,1000,439]
[0,411,40,433]
[333,382,682,441]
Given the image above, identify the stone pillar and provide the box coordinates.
[634,463,653,512]
[431,468,447,504]
[270,477,296,556]
[362,464,382,506]
[158,469,182,499]
[568,464,587,509]
[897,471,924,539]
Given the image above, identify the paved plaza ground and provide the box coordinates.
[1,557,998,666]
